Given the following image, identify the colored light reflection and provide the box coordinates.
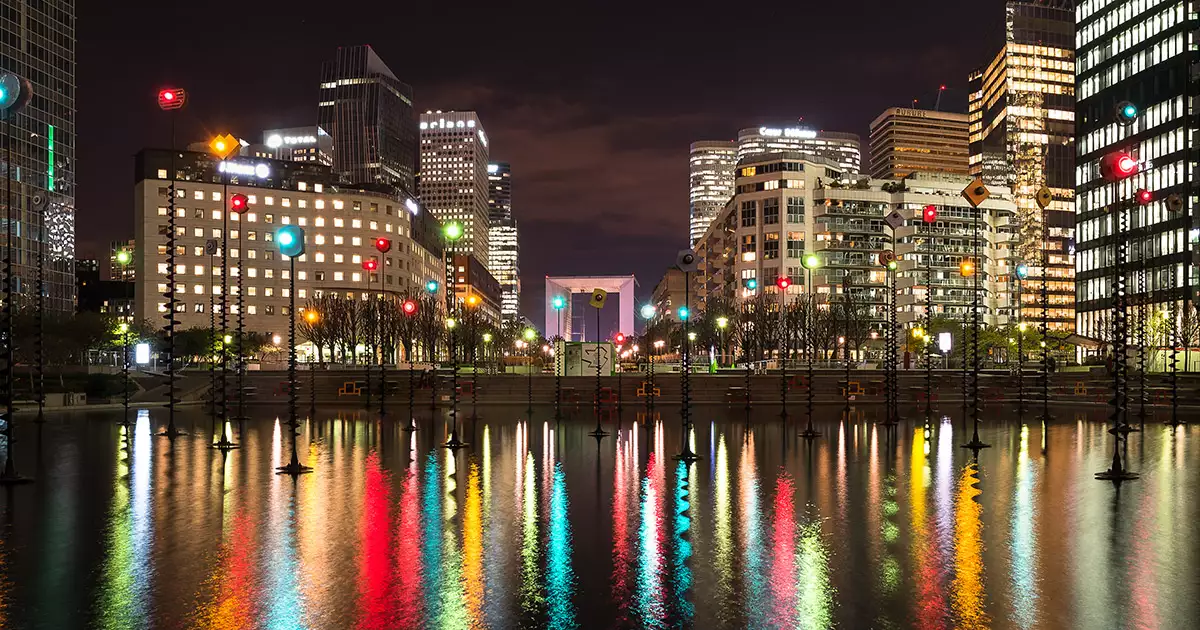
[396,437,422,626]
[634,424,667,625]
[672,461,695,624]
[795,520,833,627]
[951,463,989,629]
[739,432,766,625]
[1009,425,1038,627]
[355,452,394,629]
[769,473,796,626]
[546,461,576,629]
[97,410,153,627]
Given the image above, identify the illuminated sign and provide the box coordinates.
[420,118,478,130]
[487,164,499,174]
[758,126,818,139]
[265,134,318,149]
[135,342,151,365]
[405,198,419,214]
[219,161,270,178]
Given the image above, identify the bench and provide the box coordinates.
[337,381,364,397]
[636,381,662,398]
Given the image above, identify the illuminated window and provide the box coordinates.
[314,252,325,262]
[264,197,274,205]
[352,254,361,263]
[315,216,325,226]
[315,200,325,210]
[352,219,362,228]
[333,200,344,210]
[282,198,291,207]
[351,237,362,246]
[334,253,344,263]
[352,272,361,282]
[212,191,222,202]
[334,272,344,281]
[193,284,204,294]
[315,234,325,245]
[333,235,344,245]
[193,190,203,200]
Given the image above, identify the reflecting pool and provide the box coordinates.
[0,405,1197,628]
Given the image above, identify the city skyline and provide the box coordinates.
[79,1,1008,322]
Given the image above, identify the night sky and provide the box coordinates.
[76,1,1002,325]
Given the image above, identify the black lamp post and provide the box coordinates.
[777,275,792,419]
[156,86,186,439]
[801,253,821,439]
[441,223,466,450]
[402,297,419,431]
[275,225,311,475]
[552,295,567,419]
[207,134,239,451]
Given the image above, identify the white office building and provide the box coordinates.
[419,110,492,269]
[737,126,862,174]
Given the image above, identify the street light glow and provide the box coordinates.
[444,222,464,241]
[640,304,657,319]
[551,295,566,310]
[716,316,729,329]
[523,328,536,341]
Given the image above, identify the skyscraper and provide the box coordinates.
[419,110,492,269]
[736,125,862,173]
[689,141,736,247]
[1075,0,1195,341]
[1,0,76,312]
[317,45,417,195]
[969,1,1075,330]
[487,162,520,320]
[868,107,970,180]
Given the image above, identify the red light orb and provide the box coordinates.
[776,276,791,290]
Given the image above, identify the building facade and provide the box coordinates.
[1,0,76,313]
[419,110,492,270]
[132,150,444,333]
[317,45,418,194]
[1075,0,1196,341]
[869,108,970,180]
[695,154,1017,335]
[737,126,862,174]
[450,254,502,326]
[969,0,1076,330]
[486,162,520,320]
[689,141,737,247]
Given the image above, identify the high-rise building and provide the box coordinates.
[450,254,503,326]
[1,0,76,313]
[689,141,737,247]
[1075,0,1196,342]
[486,162,520,320]
[869,108,970,180]
[254,126,334,166]
[317,45,417,194]
[737,125,862,173]
[969,1,1075,330]
[419,110,492,269]
[694,153,1017,338]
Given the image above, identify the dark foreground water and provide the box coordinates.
[0,404,1197,629]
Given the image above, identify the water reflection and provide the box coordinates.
[0,406,1196,628]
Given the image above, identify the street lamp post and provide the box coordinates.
[1015,263,1029,416]
[118,322,131,426]
[402,298,419,431]
[801,253,821,438]
[275,225,311,475]
[716,316,728,370]
[959,180,989,450]
[466,294,480,420]
[154,88,186,440]
[361,257,379,413]
[374,237,393,418]
[441,222,465,450]
[776,275,792,419]
[229,194,249,430]
[207,134,238,451]
[425,279,440,412]
[552,295,567,419]
[640,304,657,412]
